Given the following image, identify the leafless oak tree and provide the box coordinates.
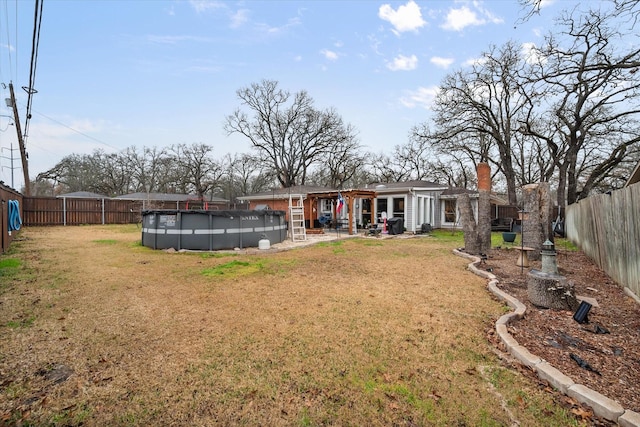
[224,80,357,188]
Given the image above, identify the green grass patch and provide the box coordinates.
[316,241,344,248]
[555,237,578,251]
[93,239,118,245]
[0,258,22,283]
[199,252,238,259]
[6,315,35,329]
[430,229,464,244]
[201,260,265,277]
[0,258,21,269]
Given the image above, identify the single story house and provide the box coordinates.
[238,181,509,234]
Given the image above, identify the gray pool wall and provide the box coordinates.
[141,209,288,250]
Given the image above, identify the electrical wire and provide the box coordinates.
[30,108,122,151]
[1,0,17,81]
[23,0,44,141]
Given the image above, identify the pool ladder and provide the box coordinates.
[289,196,307,241]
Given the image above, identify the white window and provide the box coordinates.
[444,199,457,223]
[321,199,332,213]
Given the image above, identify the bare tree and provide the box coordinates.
[519,0,639,26]
[36,151,120,195]
[307,133,365,189]
[168,143,223,198]
[366,152,413,183]
[219,153,277,203]
[122,146,172,194]
[224,80,357,188]
[525,7,640,204]
[427,42,535,204]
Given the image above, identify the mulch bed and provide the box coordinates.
[481,246,640,417]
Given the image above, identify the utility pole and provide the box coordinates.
[8,82,31,195]
[0,143,18,188]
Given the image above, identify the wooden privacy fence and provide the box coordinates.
[22,197,137,226]
[1,184,23,254]
[566,184,640,298]
[21,197,228,226]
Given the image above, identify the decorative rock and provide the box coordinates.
[509,345,543,367]
[619,410,640,427]
[535,362,575,394]
[567,384,625,421]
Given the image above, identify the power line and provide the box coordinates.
[31,108,121,151]
[1,0,18,81]
[23,0,44,140]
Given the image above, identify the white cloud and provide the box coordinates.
[463,56,486,67]
[230,9,249,28]
[320,49,339,61]
[441,6,481,31]
[189,0,225,14]
[257,17,302,36]
[539,0,556,9]
[430,56,454,69]
[400,86,439,109]
[387,54,418,71]
[441,2,503,32]
[379,0,426,35]
[1,43,15,52]
[521,42,545,65]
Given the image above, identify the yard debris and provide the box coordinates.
[594,324,610,334]
[569,353,601,376]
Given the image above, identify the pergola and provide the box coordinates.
[306,189,377,235]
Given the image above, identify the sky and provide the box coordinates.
[0,0,583,190]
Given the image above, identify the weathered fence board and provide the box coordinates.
[567,184,640,298]
[22,197,137,226]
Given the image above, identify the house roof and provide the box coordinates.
[114,192,228,202]
[57,191,109,199]
[439,187,510,205]
[238,185,334,200]
[365,180,445,192]
[626,159,640,187]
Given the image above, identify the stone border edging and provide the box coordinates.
[453,249,640,427]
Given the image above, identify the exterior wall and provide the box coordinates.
[413,191,438,232]
[439,196,478,230]
[407,199,414,231]
[244,196,323,223]
[368,189,444,233]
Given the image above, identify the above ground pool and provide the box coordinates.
[141,209,288,250]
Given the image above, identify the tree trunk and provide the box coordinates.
[527,269,579,310]
[459,193,484,255]
[556,163,567,208]
[522,182,553,260]
[476,163,492,253]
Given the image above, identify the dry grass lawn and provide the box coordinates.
[0,226,582,426]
